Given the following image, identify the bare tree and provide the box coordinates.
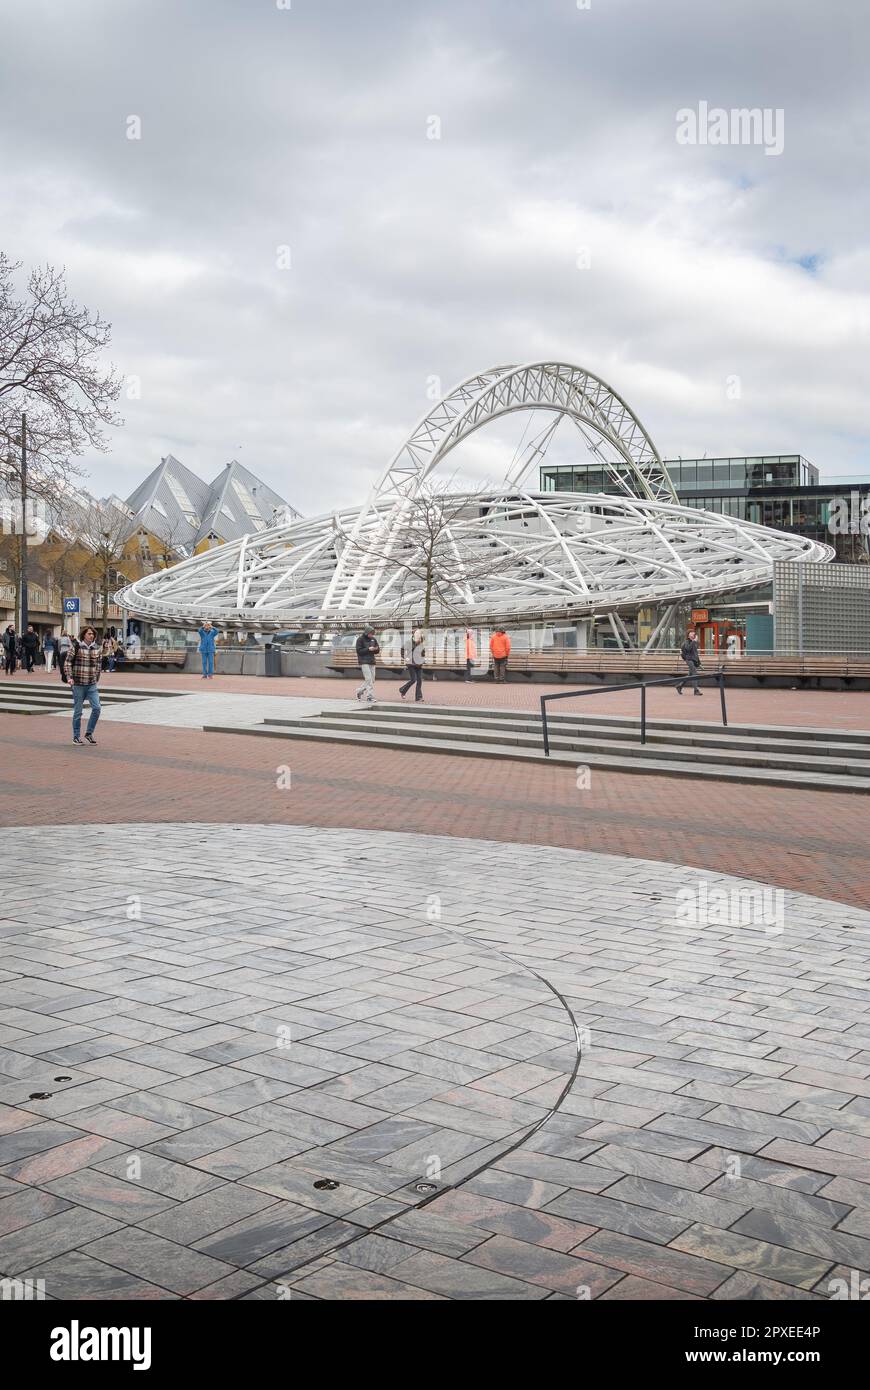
[76,499,132,637]
[0,253,123,499]
[333,486,515,626]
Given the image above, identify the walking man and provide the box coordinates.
[2,625,16,675]
[399,626,425,703]
[21,624,39,672]
[676,627,703,696]
[67,626,107,744]
[355,626,380,705]
[489,627,511,683]
[198,620,218,679]
[57,629,73,680]
[464,628,476,683]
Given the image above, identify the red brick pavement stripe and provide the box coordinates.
[2,711,869,912]
[6,668,870,729]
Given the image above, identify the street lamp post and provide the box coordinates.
[19,414,28,632]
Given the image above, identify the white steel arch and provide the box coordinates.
[320,361,676,619]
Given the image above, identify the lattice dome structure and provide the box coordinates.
[116,361,833,631]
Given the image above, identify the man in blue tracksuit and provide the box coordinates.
[198,620,218,679]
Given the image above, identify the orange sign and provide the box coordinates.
[691,608,709,623]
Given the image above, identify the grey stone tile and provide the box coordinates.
[290,1259,445,1299]
[42,1167,177,1222]
[335,1232,419,1272]
[602,1175,750,1229]
[191,1131,311,1178]
[18,1249,179,1300]
[670,1224,834,1289]
[146,1116,268,1162]
[463,1234,624,1296]
[246,1219,362,1279]
[94,1151,223,1200]
[0,1120,86,1165]
[194,1202,331,1266]
[82,1227,237,1295]
[0,1205,121,1275]
[702,1174,850,1229]
[1,1133,126,1185]
[711,1270,826,1300]
[386,1209,489,1258]
[730,1208,870,1274]
[575,1229,732,1296]
[387,1248,548,1299]
[544,1188,692,1245]
[0,1187,72,1236]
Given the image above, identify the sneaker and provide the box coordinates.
[85,732,98,744]
[73,736,83,744]
[675,687,683,695]
[693,690,703,696]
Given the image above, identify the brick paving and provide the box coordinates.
[0,824,868,1301]
[6,665,870,729]
[1,701,870,911]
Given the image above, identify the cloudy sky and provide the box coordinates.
[2,0,868,512]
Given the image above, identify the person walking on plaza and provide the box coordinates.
[676,627,703,696]
[2,625,16,675]
[399,626,425,703]
[67,626,107,744]
[21,624,39,672]
[355,626,380,705]
[464,628,477,683]
[57,629,73,681]
[489,627,511,683]
[42,631,55,672]
[198,620,218,679]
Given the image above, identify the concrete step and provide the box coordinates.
[266,709,870,764]
[368,701,870,746]
[260,714,870,778]
[0,683,182,709]
[203,719,870,793]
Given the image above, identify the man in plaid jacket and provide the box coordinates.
[67,626,107,745]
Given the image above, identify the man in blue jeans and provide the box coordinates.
[198,620,218,678]
[67,626,106,745]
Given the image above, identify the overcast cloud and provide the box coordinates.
[1,0,868,512]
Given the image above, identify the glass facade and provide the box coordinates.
[541,455,868,558]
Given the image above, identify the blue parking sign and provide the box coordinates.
[63,597,80,614]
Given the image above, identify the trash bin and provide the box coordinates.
[264,643,282,677]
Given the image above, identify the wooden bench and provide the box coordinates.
[119,647,187,669]
[326,649,870,680]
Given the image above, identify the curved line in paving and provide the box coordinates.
[240,918,586,1297]
[4,823,870,1300]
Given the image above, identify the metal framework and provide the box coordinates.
[115,361,834,632]
[115,489,832,631]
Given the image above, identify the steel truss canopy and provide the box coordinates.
[116,361,833,630]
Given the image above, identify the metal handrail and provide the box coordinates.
[540,669,728,755]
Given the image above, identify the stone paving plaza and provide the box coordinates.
[1,674,870,1300]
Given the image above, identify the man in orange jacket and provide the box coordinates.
[489,627,510,683]
[464,628,477,683]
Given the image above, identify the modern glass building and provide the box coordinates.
[541,454,868,561]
